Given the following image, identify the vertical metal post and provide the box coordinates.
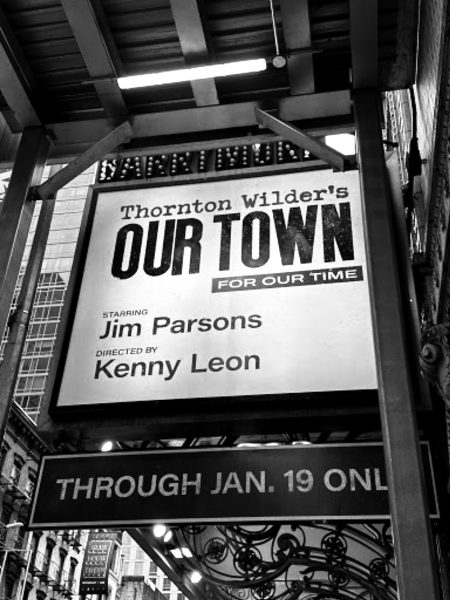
[17,532,32,600]
[0,191,56,444]
[0,548,9,592]
[354,89,440,599]
[0,127,49,342]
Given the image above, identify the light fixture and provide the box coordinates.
[163,530,173,543]
[117,59,267,89]
[237,442,262,448]
[100,440,114,452]
[292,433,312,446]
[153,524,168,538]
[268,0,286,68]
[170,547,193,559]
[5,522,23,529]
[189,570,202,584]
[325,134,356,156]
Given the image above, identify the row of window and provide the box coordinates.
[0,447,36,495]
[25,533,79,595]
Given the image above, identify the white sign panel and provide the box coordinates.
[56,170,377,407]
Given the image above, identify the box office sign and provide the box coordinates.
[29,444,438,529]
[55,169,377,408]
[79,531,117,595]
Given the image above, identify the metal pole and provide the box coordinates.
[17,533,32,600]
[0,188,56,444]
[0,127,49,342]
[354,88,440,599]
[0,522,25,596]
[0,549,9,593]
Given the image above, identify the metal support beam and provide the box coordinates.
[255,108,347,171]
[170,0,219,106]
[0,127,49,341]
[41,91,352,158]
[280,0,315,94]
[0,187,56,445]
[35,120,132,199]
[349,0,378,88]
[354,89,440,600]
[385,149,430,408]
[61,0,128,118]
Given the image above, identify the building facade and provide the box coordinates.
[0,404,85,600]
[120,533,184,600]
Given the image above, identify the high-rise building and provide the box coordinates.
[0,166,94,421]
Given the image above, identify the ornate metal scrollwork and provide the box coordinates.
[174,521,397,600]
[419,322,450,406]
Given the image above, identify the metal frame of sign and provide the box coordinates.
[37,161,380,444]
[28,443,439,529]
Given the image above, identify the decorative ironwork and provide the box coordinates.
[419,322,450,406]
[171,521,396,600]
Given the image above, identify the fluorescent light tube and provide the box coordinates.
[117,58,267,89]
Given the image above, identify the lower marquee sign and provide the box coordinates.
[53,169,377,409]
[28,444,438,528]
[79,531,117,595]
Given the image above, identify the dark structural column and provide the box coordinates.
[0,127,49,341]
[354,89,440,599]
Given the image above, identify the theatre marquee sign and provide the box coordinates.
[53,169,376,409]
[29,444,438,529]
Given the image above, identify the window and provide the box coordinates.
[57,550,67,584]
[23,339,54,355]
[0,442,10,474]
[20,357,51,373]
[25,470,37,497]
[15,395,42,413]
[30,532,40,569]
[16,524,26,548]
[110,544,120,574]
[10,454,25,486]
[42,539,55,575]
[136,549,144,560]
[15,375,46,393]
[67,558,78,592]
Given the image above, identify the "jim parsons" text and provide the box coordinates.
[110,205,354,279]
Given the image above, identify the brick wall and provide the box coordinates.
[415,0,448,214]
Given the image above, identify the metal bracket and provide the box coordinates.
[33,120,133,200]
[255,107,347,171]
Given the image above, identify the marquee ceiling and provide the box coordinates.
[0,0,418,160]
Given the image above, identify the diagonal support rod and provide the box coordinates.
[255,108,347,171]
[34,120,133,200]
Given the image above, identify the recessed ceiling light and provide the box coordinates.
[100,440,114,452]
[190,570,202,583]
